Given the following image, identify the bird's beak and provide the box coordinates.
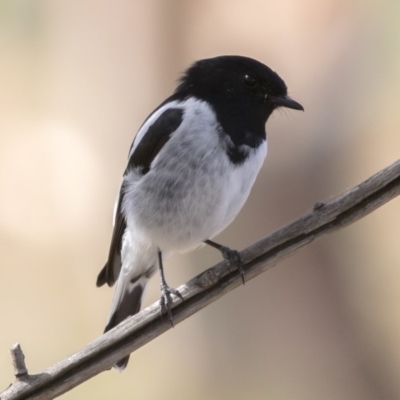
[268,95,304,111]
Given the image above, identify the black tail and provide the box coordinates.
[104,278,146,370]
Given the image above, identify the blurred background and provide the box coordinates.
[1,1,400,399]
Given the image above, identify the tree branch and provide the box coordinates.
[2,158,400,400]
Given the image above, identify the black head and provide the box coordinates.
[173,55,303,144]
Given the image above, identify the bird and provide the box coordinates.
[96,55,303,370]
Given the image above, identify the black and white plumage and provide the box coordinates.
[97,55,303,370]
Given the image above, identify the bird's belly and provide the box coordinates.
[124,141,266,252]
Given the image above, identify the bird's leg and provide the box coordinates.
[157,249,183,326]
[204,240,245,284]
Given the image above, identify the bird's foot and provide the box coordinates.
[159,284,184,327]
[220,246,245,285]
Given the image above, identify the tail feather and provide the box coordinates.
[104,274,149,371]
[96,264,107,287]
[105,284,144,331]
[114,354,130,371]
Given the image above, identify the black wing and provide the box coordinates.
[96,107,184,287]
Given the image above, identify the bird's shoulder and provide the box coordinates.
[127,100,185,174]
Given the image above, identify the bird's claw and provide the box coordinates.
[159,284,183,326]
[220,247,245,285]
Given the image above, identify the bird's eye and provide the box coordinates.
[243,74,257,87]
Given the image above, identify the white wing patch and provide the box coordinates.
[128,100,181,159]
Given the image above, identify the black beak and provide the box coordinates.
[268,95,304,111]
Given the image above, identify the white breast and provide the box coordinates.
[123,97,267,252]
[214,141,267,236]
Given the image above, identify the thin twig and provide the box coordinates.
[1,158,400,400]
[10,344,27,378]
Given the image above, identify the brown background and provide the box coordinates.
[1,1,400,399]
